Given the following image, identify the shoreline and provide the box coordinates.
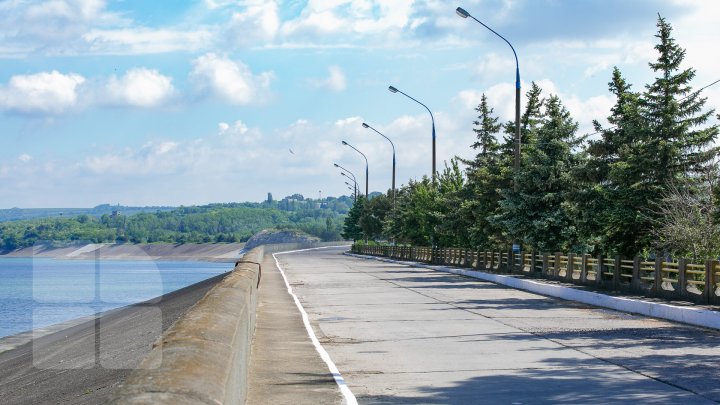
[0,271,229,404]
[0,242,246,263]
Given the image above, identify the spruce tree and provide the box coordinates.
[495,95,582,252]
[573,67,648,255]
[458,94,507,249]
[642,15,718,186]
[342,197,365,241]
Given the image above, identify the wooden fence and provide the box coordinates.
[351,245,720,306]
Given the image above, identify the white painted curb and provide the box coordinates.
[345,252,720,331]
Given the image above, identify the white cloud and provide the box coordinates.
[82,28,213,55]
[279,0,415,46]
[84,141,183,175]
[223,1,279,48]
[0,0,127,56]
[308,65,347,92]
[18,154,33,163]
[203,0,236,10]
[0,71,85,115]
[189,53,275,105]
[219,120,248,136]
[101,68,176,108]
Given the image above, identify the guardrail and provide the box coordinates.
[352,245,720,305]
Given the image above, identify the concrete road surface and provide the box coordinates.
[274,247,720,404]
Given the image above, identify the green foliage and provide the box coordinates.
[494,95,583,252]
[352,15,719,261]
[0,201,347,250]
[342,197,365,241]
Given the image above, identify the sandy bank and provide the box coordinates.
[2,242,246,262]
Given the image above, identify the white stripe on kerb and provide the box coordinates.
[273,248,358,405]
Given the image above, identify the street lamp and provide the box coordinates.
[362,122,396,207]
[334,163,359,200]
[342,174,358,201]
[344,181,357,201]
[388,85,436,182]
[456,6,521,184]
[342,141,369,197]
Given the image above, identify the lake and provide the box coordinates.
[0,257,231,338]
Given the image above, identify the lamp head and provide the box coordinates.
[456,7,470,18]
[342,140,348,145]
[388,85,398,93]
[333,163,339,167]
[362,123,369,128]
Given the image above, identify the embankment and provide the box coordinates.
[0,272,229,405]
[108,247,264,404]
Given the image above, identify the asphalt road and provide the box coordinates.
[0,272,228,405]
[276,247,720,404]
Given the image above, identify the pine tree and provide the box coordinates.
[458,94,508,249]
[495,95,582,252]
[342,197,365,241]
[573,67,648,254]
[642,15,718,186]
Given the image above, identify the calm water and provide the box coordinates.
[0,257,231,338]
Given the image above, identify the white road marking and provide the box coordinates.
[273,247,358,405]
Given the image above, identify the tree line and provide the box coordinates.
[344,16,720,261]
[0,198,352,250]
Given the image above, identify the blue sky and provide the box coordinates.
[0,0,718,208]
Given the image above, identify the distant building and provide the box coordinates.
[267,192,273,203]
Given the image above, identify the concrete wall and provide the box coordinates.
[108,247,264,405]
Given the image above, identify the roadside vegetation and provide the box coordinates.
[344,16,720,261]
[0,196,351,250]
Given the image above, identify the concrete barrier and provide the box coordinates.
[109,247,264,405]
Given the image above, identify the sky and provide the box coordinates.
[0,0,718,208]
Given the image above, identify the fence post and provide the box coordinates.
[678,258,687,299]
[528,250,535,274]
[566,253,575,282]
[705,260,713,304]
[581,254,588,283]
[631,256,641,292]
[712,261,719,305]
[654,256,662,296]
[553,252,561,279]
[542,253,549,278]
[613,255,621,289]
[596,254,604,287]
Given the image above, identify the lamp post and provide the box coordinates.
[343,175,358,201]
[388,85,436,182]
[344,181,357,201]
[334,163,358,200]
[342,141,369,198]
[362,122,396,208]
[457,6,522,256]
[456,6,521,186]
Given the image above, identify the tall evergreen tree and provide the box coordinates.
[641,15,718,186]
[342,197,365,241]
[573,67,649,254]
[458,95,508,249]
[495,95,582,252]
